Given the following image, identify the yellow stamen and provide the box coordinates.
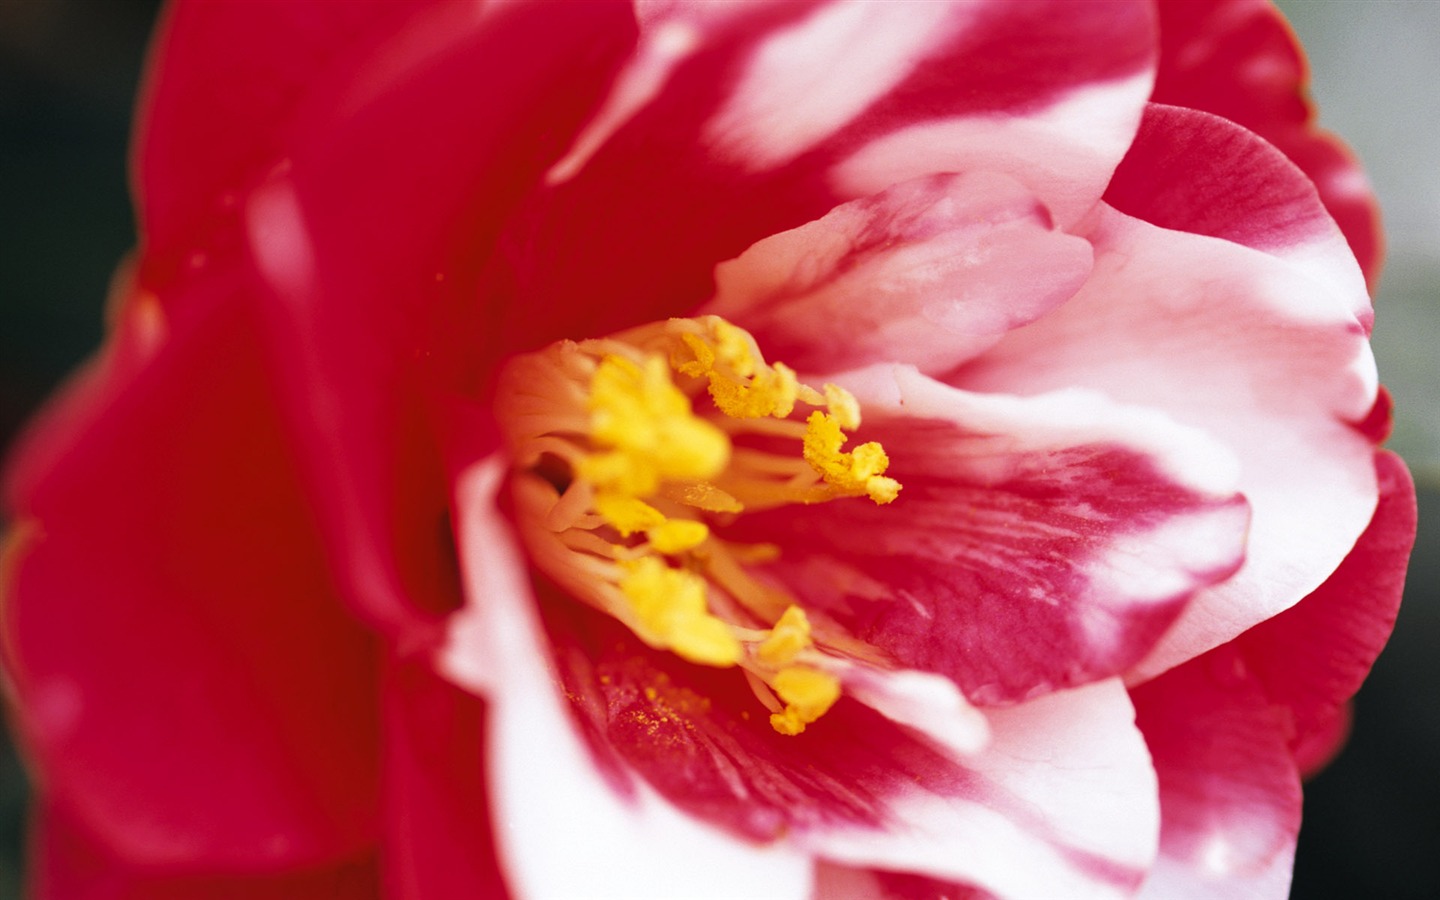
[802,411,901,504]
[769,666,842,736]
[757,605,813,665]
[619,557,742,667]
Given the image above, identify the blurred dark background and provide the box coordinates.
[0,1,1435,897]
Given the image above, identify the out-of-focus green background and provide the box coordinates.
[0,1,1435,897]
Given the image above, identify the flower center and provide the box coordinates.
[495,316,899,735]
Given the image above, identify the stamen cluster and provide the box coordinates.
[495,316,899,734]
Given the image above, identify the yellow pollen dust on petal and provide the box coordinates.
[768,666,842,736]
[802,411,901,504]
[619,557,741,667]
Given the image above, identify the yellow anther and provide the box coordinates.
[593,494,666,536]
[802,411,901,504]
[823,383,861,430]
[579,354,730,497]
[676,322,800,419]
[647,518,710,554]
[619,557,741,667]
[757,605,813,665]
[768,666,842,736]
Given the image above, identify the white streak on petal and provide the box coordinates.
[547,19,700,185]
[706,0,961,171]
[832,73,1153,226]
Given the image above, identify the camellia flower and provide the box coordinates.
[0,0,1416,898]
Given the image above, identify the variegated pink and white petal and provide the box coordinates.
[734,365,1248,705]
[1149,0,1383,286]
[958,112,1378,680]
[1236,450,1414,775]
[1131,646,1302,900]
[705,172,1093,376]
[811,864,991,900]
[444,460,813,900]
[494,0,1158,354]
[526,589,1158,900]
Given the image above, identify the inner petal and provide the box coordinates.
[493,315,900,734]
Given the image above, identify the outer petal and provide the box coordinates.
[240,0,635,639]
[32,804,378,900]
[1148,0,1382,285]
[490,0,1157,356]
[705,171,1093,376]
[443,459,812,900]
[960,122,1378,679]
[738,366,1248,705]
[135,0,436,274]
[1132,646,1302,900]
[1105,103,1370,330]
[381,659,509,900]
[1236,450,1414,774]
[1,292,380,870]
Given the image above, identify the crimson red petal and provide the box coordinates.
[2,290,380,870]
[1149,0,1382,285]
[1132,646,1302,899]
[1236,450,1415,775]
[32,803,378,900]
[239,0,635,639]
[381,658,509,900]
[135,0,436,275]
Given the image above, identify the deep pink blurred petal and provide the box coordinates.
[135,0,438,282]
[3,291,380,870]
[1150,0,1383,286]
[739,368,1248,704]
[381,658,509,900]
[961,190,1377,681]
[32,804,378,900]
[707,172,1092,376]
[1237,450,1415,775]
[1132,646,1302,900]
[240,0,635,640]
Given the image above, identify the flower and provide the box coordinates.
[0,0,1415,898]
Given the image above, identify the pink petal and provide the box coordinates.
[380,659,510,900]
[1235,450,1415,775]
[813,865,991,900]
[31,804,378,900]
[536,599,1158,899]
[135,0,438,275]
[800,680,1159,899]
[705,172,1092,375]
[1149,0,1383,286]
[444,460,813,900]
[958,199,1378,681]
[737,366,1248,705]
[1132,646,1302,900]
[238,0,634,639]
[491,0,1156,355]
[1105,103,1370,331]
[2,298,380,870]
